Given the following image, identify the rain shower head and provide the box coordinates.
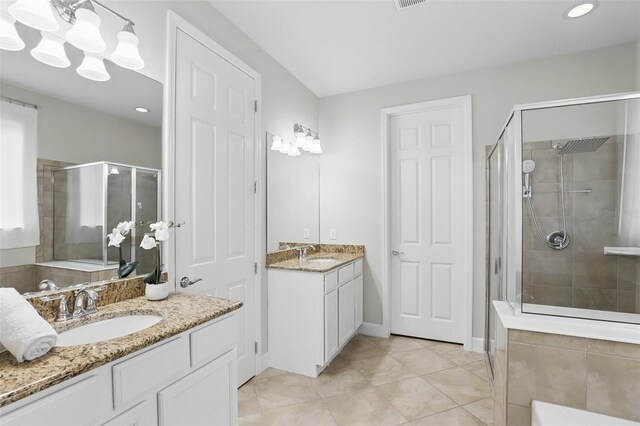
[554,137,609,154]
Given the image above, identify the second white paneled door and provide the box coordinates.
[389,97,471,344]
[174,29,256,385]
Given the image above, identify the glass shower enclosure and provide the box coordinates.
[52,162,161,273]
[486,92,640,372]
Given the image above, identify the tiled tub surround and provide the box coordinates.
[522,139,639,313]
[493,302,640,425]
[267,244,365,273]
[0,291,242,408]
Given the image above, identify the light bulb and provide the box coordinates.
[0,14,25,51]
[76,52,110,81]
[110,25,144,70]
[279,141,291,155]
[270,135,282,151]
[288,145,301,157]
[30,32,70,68]
[8,0,59,32]
[66,4,106,53]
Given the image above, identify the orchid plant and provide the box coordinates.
[107,221,138,279]
[140,220,184,285]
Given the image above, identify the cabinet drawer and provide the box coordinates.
[324,270,338,294]
[1,376,100,426]
[190,315,236,368]
[354,259,363,276]
[338,263,354,284]
[113,337,189,409]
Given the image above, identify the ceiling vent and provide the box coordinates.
[394,0,429,10]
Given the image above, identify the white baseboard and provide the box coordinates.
[358,322,388,338]
[471,337,484,353]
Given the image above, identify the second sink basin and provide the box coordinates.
[56,315,163,347]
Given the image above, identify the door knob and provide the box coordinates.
[391,250,405,256]
[180,277,203,288]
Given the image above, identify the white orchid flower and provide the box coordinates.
[116,221,135,235]
[107,228,126,247]
[140,234,157,250]
[150,221,170,241]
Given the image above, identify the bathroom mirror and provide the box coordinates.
[266,131,320,252]
[0,23,163,294]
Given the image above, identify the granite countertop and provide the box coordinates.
[0,293,242,408]
[267,252,364,273]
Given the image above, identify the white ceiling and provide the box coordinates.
[0,21,162,128]
[211,0,640,97]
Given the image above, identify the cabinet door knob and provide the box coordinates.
[180,277,203,288]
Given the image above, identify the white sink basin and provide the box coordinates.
[309,258,338,264]
[56,315,163,347]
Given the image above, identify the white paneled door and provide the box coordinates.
[389,98,471,344]
[174,29,256,385]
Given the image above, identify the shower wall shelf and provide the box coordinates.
[603,247,640,256]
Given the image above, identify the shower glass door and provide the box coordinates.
[521,97,640,323]
[486,134,505,377]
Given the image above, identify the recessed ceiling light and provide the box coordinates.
[134,107,149,113]
[564,1,597,18]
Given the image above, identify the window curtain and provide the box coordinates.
[0,101,40,249]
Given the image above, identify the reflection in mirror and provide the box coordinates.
[266,131,320,252]
[0,22,162,295]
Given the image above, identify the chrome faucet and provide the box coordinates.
[40,294,71,321]
[73,286,101,318]
[39,279,59,291]
[296,245,316,262]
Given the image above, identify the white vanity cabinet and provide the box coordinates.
[0,313,238,426]
[269,258,364,377]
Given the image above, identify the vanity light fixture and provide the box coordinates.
[8,0,59,31]
[294,125,306,148]
[279,139,292,155]
[0,14,25,51]
[4,0,145,80]
[65,1,105,53]
[134,107,149,113]
[288,144,301,157]
[310,136,323,154]
[270,135,283,151]
[290,123,322,156]
[76,51,110,81]
[564,1,597,18]
[30,31,70,68]
[110,22,144,70]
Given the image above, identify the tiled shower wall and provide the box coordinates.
[522,139,639,313]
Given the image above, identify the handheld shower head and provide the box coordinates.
[523,160,536,173]
[522,160,535,198]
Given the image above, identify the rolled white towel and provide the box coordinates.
[0,288,58,362]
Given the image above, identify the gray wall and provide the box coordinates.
[318,42,639,339]
[101,1,320,355]
[0,83,161,168]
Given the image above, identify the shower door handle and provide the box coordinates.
[180,277,203,288]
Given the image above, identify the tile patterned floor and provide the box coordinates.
[239,335,493,426]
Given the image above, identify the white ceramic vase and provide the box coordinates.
[145,282,169,301]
